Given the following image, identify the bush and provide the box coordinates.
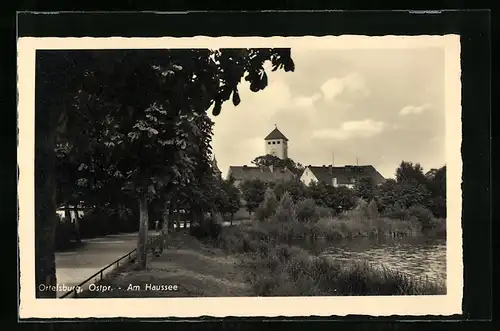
[296,198,320,223]
[424,218,446,239]
[255,187,279,222]
[189,213,223,240]
[247,248,446,296]
[273,191,296,223]
[407,205,435,231]
[367,199,379,220]
[382,202,410,221]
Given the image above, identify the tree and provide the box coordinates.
[376,178,400,211]
[354,176,376,202]
[333,186,357,213]
[308,181,336,210]
[251,154,304,176]
[296,198,320,223]
[395,161,428,186]
[393,161,432,210]
[425,165,446,218]
[255,186,279,221]
[240,179,268,215]
[34,48,295,297]
[221,180,242,225]
[307,181,354,213]
[274,191,296,223]
[273,179,309,203]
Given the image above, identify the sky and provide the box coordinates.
[208,46,446,179]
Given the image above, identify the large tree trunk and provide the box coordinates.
[159,202,169,251]
[161,201,169,236]
[136,195,149,270]
[73,205,81,243]
[35,125,57,298]
[64,204,71,223]
[175,212,181,232]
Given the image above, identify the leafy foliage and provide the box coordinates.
[354,176,376,202]
[251,154,304,176]
[240,179,268,214]
[274,192,296,223]
[35,48,295,295]
[255,187,279,221]
[222,179,243,218]
[395,161,428,186]
[273,180,309,203]
[296,198,321,223]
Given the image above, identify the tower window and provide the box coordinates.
[277,141,280,144]
[268,142,271,145]
[272,141,276,144]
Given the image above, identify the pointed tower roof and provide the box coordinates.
[264,125,289,141]
[211,155,222,178]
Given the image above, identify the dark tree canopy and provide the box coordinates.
[34,48,295,297]
[251,154,304,176]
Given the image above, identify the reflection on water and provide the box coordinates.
[322,237,446,283]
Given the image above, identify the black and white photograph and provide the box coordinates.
[18,35,462,318]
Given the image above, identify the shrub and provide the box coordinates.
[367,199,379,220]
[354,198,368,211]
[407,205,436,231]
[247,248,446,296]
[255,187,279,221]
[190,213,223,240]
[382,202,410,221]
[296,198,320,223]
[273,191,296,223]
[317,206,334,218]
[424,218,446,239]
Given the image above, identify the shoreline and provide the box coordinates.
[78,227,446,298]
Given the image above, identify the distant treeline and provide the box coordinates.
[239,161,446,221]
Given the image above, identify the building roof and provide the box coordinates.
[227,165,295,183]
[305,165,385,185]
[264,127,289,141]
[211,156,222,177]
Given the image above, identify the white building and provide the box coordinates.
[300,165,385,189]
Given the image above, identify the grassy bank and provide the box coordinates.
[203,192,447,296]
[78,231,253,298]
[208,222,446,296]
[245,246,446,296]
[80,196,446,298]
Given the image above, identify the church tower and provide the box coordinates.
[211,156,222,178]
[264,125,289,159]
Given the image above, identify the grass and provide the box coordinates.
[78,231,253,298]
[80,206,446,298]
[208,219,446,296]
[244,246,446,296]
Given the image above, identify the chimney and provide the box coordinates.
[269,165,274,173]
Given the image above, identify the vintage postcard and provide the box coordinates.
[18,35,462,318]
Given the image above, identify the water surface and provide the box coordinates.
[322,238,446,283]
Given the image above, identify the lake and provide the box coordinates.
[321,238,447,283]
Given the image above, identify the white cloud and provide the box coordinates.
[399,103,431,116]
[289,93,322,109]
[320,73,370,101]
[312,119,386,141]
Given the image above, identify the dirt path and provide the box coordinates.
[80,232,252,298]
